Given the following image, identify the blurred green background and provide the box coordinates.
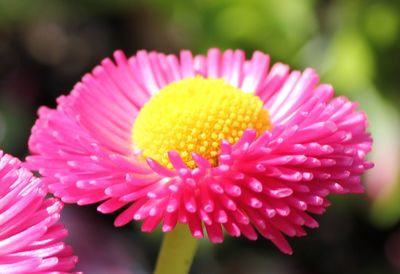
[0,0,399,273]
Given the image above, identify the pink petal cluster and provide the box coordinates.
[0,151,79,273]
[26,49,373,254]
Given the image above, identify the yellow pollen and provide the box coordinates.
[132,76,271,169]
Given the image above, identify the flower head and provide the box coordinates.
[0,151,79,273]
[26,49,373,254]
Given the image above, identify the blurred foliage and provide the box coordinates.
[1,0,400,273]
[147,0,317,60]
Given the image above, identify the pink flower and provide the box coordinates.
[0,151,79,273]
[26,49,373,254]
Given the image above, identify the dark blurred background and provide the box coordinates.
[0,0,400,273]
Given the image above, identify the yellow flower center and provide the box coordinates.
[132,76,271,169]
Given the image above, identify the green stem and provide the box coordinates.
[154,224,198,274]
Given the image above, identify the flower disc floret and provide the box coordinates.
[133,76,271,168]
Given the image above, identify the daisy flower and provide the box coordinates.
[0,151,79,273]
[26,49,373,255]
